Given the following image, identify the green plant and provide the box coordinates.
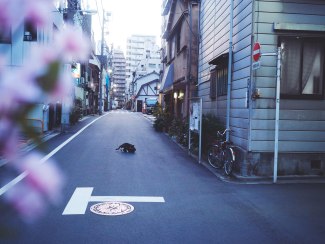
[201,114,224,153]
[168,117,189,147]
[153,104,173,132]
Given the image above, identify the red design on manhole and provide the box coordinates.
[90,202,134,216]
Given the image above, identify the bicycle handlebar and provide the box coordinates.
[217,128,231,137]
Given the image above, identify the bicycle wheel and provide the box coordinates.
[207,145,223,169]
[224,148,234,176]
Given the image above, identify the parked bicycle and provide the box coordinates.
[207,128,236,175]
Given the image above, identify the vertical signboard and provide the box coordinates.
[189,98,202,163]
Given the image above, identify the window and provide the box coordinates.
[169,36,175,61]
[217,67,228,96]
[24,22,37,41]
[280,37,324,99]
[209,53,229,98]
[176,28,181,53]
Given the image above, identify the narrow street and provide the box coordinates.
[1,110,325,243]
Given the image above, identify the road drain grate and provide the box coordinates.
[90,202,134,216]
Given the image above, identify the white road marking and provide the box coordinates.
[62,187,165,215]
[0,114,108,196]
[62,187,94,215]
[91,196,165,203]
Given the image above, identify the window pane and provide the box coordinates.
[210,69,216,99]
[302,41,323,95]
[223,68,228,95]
[217,69,222,96]
[170,36,175,59]
[24,22,37,41]
[281,38,302,95]
[216,67,228,96]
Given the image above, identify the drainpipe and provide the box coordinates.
[226,0,234,141]
[186,1,193,119]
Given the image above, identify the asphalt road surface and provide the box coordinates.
[1,110,325,243]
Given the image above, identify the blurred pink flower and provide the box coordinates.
[2,140,66,224]
[0,0,52,32]
[25,0,53,27]
[16,153,66,204]
[0,0,26,31]
[0,69,42,113]
[0,0,69,224]
[23,45,58,76]
[0,118,19,159]
[4,182,47,223]
[49,67,74,101]
[54,25,91,62]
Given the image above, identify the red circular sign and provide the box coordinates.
[253,42,261,62]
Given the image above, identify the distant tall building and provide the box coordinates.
[112,49,126,105]
[125,35,161,95]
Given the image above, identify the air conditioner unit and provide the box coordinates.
[24,32,33,41]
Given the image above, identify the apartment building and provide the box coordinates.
[112,49,126,106]
[160,0,200,118]
[125,35,160,94]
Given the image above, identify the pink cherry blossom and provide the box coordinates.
[0,0,26,31]
[0,0,53,32]
[25,0,53,27]
[15,153,66,204]
[48,67,74,101]
[0,68,42,113]
[54,24,91,62]
[0,118,19,159]
[0,0,90,224]
[4,182,47,223]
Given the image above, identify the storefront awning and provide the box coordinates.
[208,53,229,66]
[160,63,174,93]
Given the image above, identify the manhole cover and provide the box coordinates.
[90,202,134,216]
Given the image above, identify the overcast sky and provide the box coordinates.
[90,0,162,53]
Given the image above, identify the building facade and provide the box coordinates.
[198,0,325,176]
[133,72,160,112]
[160,0,200,119]
[111,49,126,106]
[126,35,160,95]
[0,4,67,132]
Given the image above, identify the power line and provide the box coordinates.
[100,0,105,13]
[94,0,103,32]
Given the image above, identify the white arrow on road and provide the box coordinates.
[62,187,165,215]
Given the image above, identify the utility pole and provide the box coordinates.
[99,9,110,115]
[98,9,105,115]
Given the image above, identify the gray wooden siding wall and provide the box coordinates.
[251,0,325,152]
[0,23,51,67]
[198,0,253,150]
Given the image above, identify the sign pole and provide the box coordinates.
[199,98,202,163]
[254,44,281,183]
[273,47,281,183]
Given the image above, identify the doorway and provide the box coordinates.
[136,100,143,112]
